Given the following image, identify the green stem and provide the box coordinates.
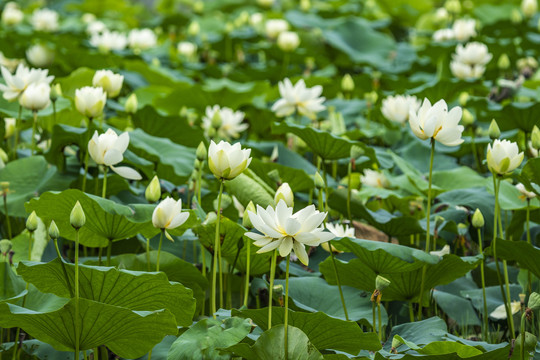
[3,194,11,239]
[31,111,37,155]
[503,260,515,336]
[148,349,152,360]
[211,181,224,319]
[284,254,290,360]
[347,160,352,224]
[106,240,112,267]
[409,302,415,322]
[75,229,80,360]
[197,167,202,206]
[81,119,93,193]
[329,245,349,320]
[101,167,108,198]
[470,127,482,171]
[418,139,435,320]
[526,201,532,294]
[52,101,57,124]
[146,237,151,272]
[12,105,21,159]
[243,236,251,308]
[28,231,33,261]
[372,301,377,334]
[477,228,489,341]
[201,245,207,316]
[520,312,526,360]
[378,302,383,342]
[268,249,277,329]
[156,230,164,272]
[54,239,74,298]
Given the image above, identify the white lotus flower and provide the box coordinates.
[208,140,252,180]
[272,78,326,120]
[19,82,50,111]
[434,8,450,22]
[265,19,289,39]
[202,105,248,140]
[75,86,107,119]
[432,28,455,42]
[26,44,54,67]
[277,31,300,52]
[522,0,538,17]
[452,19,476,42]
[90,30,128,52]
[489,300,521,320]
[245,200,334,265]
[250,13,264,27]
[177,41,197,58]
[453,42,492,66]
[516,183,536,199]
[0,64,54,101]
[381,95,421,124]
[2,2,23,26]
[486,140,524,175]
[152,197,190,241]
[326,223,355,238]
[450,61,485,80]
[360,169,389,188]
[32,9,59,32]
[128,28,157,50]
[92,70,123,98]
[87,20,106,35]
[409,98,464,146]
[274,182,294,207]
[88,128,141,180]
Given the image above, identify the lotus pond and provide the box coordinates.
[0,0,539,359]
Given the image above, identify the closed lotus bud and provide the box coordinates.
[314,171,325,189]
[187,21,200,36]
[4,118,15,139]
[275,182,294,207]
[70,201,86,229]
[20,83,51,111]
[48,220,59,239]
[445,0,461,13]
[375,275,391,291]
[532,125,540,150]
[460,109,475,126]
[457,223,468,235]
[528,292,540,310]
[488,119,500,139]
[243,201,256,228]
[522,0,538,18]
[341,74,354,92]
[300,0,311,11]
[26,211,38,232]
[277,31,300,52]
[472,208,484,228]
[50,83,62,102]
[0,239,12,257]
[26,44,54,67]
[498,54,511,70]
[459,92,469,106]
[145,175,161,203]
[196,142,207,161]
[125,93,138,113]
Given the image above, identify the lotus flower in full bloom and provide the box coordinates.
[245,200,334,265]
[271,78,326,120]
[381,94,421,124]
[202,105,248,140]
[409,98,464,146]
[0,64,54,101]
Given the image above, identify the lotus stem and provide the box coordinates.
[146,237,150,272]
[75,229,80,359]
[211,180,224,318]
[377,302,383,342]
[372,301,377,334]
[409,302,415,322]
[243,235,251,308]
[347,159,352,224]
[31,110,37,155]
[526,200,532,294]
[156,230,164,272]
[3,192,11,240]
[284,254,290,360]
[520,312,526,360]
[12,105,21,159]
[54,239,74,298]
[201,245,207,316]
[101,167,108,198]
[268,249,277,329]
[477,228,489,341]
[81,118,93,193]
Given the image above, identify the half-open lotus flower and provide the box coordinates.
[409,98,464,146]
[88,128,142,180]
[486,139,524,175]
[245,200,334,265]
[0,64,54,101]
[152,197,190,241]
[208,140,252,180]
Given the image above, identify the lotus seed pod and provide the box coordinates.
[341,74,354,92]
[26,211,38,232]
[488,119,501,140]
[124,93,138,114]
[242,201,256,228]
[461,109,475,126]
[472,208,484,228]
[70,201,86,229]
[375,275,391,291]
[528,292,540,310]
[196,141,207,161]
[145,175,161,203]
[314,171,325,189]
[48,220,59,239]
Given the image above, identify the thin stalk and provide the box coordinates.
[526,201,532,294]
[83,351,87,360]
[347,160,352,224]
[94,348,98,360]
[520,312,526,360]
[284,254,290,360]
[146,237,151,272]
[377,302,383,342]
[148,349,152,360]
[3,194,12,239]
[156,230,164,272]
[492,176,514,338]
[201,246,207,316]
[477,228,489,341]
[409,302,415,322]
[52,101,57,124]
[54,239,74,298]
[31,111,37,155]
[243,236,251,308]
[503,260,515,336]
[101,167,108,198]
[211,181,224,319]
[75,229,80,360]
[28,231,33,261]
[197,169,202,207]
[106,240,112,267]
[418,139,435,320]
[81,118,93,193]
[268,249,277,329]
[470,127,482,171]
[372,302,377,334]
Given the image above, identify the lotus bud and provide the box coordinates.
[0,239,12,257]
[341,74,354,92]
[461,109,475,126]
[50,83,62,102]
[0,148,8,164]
[458,223,468,235]
[375,275,391,291]
[267,169,281,184]
[242,201,256,228]
[70,201,86,230]
[187,21,200,36]
[125,93,138,113]
[459,92,469,106]
[488,119,500,139]
[472,208,484,228]
[26,211,38,232]
[532,125,540,150]
[196,142,207,161]
[48,220,59,239]
[520,293,527,304]
[194,159,202,171]
[497,54,511,70]
[528,292,540,310]
[145,175,161,203]
[193,1,204,13]
[364,91,378,105]
[275,182,294,207]
[277,31,300,52]
[522,0,538,18]
[314,171,325,189]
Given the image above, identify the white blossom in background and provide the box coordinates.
[26,44,55,67]
[245,200,334,265]
[453,42,492,66]
[516,183,536,199]
[522,0,538,17]
[409,98,464,146]
[128,28,157,51]
[490,301,521,320]
[92,70,123,98]
[381,94,421,124]
[272,78,326,120]
[1,2,23,26]
[430,244,451,257]
[177,41,197,59]
[264,19,289,39]
[88,128,142,180]
[250,12,264,27]
[360,169,389,188]
[19,82,50,111]
[450,61,485,80]
[75,86,107,118]
[432,29,455,42]
[202,105,248,140]
[90,30,128,52]
[87,20,107,35]
[434,8,450,22]
[452,19,476,42]
[0,64,54,101]
[326,223,355,238]
[31,8,59,32]
[277,31,300,52]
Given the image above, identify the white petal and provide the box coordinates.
[110,165,142,180]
